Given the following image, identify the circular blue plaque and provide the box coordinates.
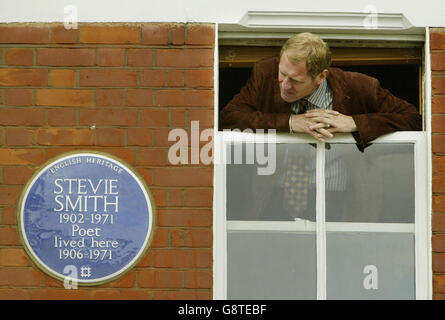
[18,151,155,285]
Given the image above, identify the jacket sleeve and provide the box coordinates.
[219,62,291,131]
[350,76,422,149]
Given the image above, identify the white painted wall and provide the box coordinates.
[0,0,444,27]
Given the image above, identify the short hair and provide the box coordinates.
[280,32,332,80]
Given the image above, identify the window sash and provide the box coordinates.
[213,131,430,300]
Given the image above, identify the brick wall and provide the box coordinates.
[431,27,445,299]
[0,23,214,299]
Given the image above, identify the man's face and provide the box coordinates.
[278,51,323,103]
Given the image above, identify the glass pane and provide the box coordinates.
[227,231,316,299]
[325,143,414,223]
[326,232,415,300]
[226,143,316,221]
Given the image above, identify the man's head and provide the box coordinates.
[278,32,331,103]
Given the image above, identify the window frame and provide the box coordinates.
[213,131,430,299]
[212,24,432,300]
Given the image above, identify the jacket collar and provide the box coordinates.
[327,67,351,114]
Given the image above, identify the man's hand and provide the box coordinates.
[290,113,334,142]
[290,109,357,142]
[305,108,357,133]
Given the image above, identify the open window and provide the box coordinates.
[213,14,430,300]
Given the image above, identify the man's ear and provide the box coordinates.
[316,69,329,85]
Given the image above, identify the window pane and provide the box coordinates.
[226,143,316,221]
[325,143,414,223]
[326,232,415,299]
[227,231,316,299]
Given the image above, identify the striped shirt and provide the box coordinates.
[289,79,347,191]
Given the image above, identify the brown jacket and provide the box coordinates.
[220,57,422,149]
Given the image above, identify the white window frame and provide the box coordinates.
[212,23,432,300]
[213,131,430,300]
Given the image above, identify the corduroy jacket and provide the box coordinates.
[220,57,422,149]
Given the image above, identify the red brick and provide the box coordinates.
[5,48,34,66]
[171,24,185,45]
[5,128,35,146]
[153,167,213,187]
[37,128,94,146]
[140,109,169,126]
[121,290,154,300]
[433,77,445,95]
[51,25,79,43]
[432,96,445,114]
[0,149,45,165]
[79,109,138,126]
[29,289,90,300]
[156,49,213,67]
[156,89,213,107]
[186,24,215,45]
[36,89,94,107]
[96,89,124,107]
[127,128,153,146]
[153,249,212,268]
[433,254,445,272]
[0,186,22,206]
[432,52,445,72]
[432,115,445,133]
[153,128,181,147]
[125,89,153,107]
[167,70,183,87]
[1,207,17,225]
[0,69,47,86]
[90,290,121,300]
[0,248,29,266]
[432,135,445,153]
[80,25,139,44]
[140,69,167,87]
[49,69,77,87]
[97,48,125,66]
[151,228,169,246]
[431,30,445,50]
[141,24,169,45]
[168,189,184,206]
[0,25,50,44]
[0,227,20,245]
[138,270,169,288]
[433,234,445,252]
[96,128,126,147]
[184,270,212,289]
[0,269,44,286]
[184,230,212,248]
[184,189,213,207]
[188,109,214,127]
[433,213,445,230]
[3,166,34,185]
[153,290,212,300]
[184,70,213,87]
[80,69,137,87]
[138,148,168,166]
[4,88,33,106]
[127,49,153,67]
[170,110,186,127]
[37,48,94,66]
[434,275,445,293]
[48,108,77,126]
[104,271,136,288]
[157,209,212,227]
[0,289,28,300]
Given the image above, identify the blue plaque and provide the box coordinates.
[17,151,156,285]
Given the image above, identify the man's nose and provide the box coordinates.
[282,77,292,89]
